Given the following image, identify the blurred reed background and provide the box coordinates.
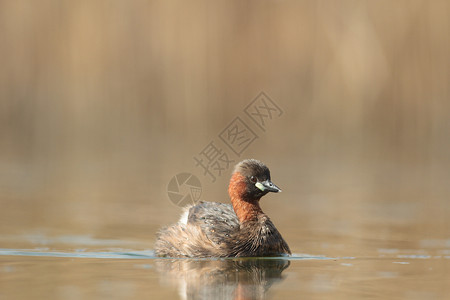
[0,0,449,248]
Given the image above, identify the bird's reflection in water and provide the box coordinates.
[156,258,290,300]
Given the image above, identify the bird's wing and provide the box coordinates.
[187,201,240,245]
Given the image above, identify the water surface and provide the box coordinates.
[1,232,450,299]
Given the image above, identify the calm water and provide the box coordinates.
[1,215,450,299]
[1,164,449,299]
[1,248,449,299]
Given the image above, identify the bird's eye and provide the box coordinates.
[250,176,257,183]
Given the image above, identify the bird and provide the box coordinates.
[155,159,291,257]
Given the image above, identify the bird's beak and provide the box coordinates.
[255,180,282,193]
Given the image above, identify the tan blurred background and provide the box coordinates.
[1,0,449,250]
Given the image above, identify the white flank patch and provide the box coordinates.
[178,209,189,225]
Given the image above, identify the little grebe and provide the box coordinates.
[155,159,291,257]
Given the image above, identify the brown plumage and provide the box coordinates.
[155,159,291,257]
